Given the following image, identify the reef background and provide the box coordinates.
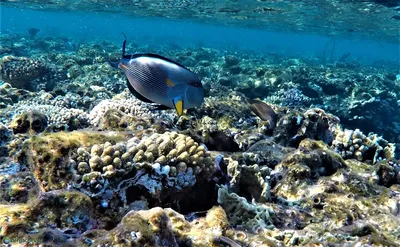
[1,6,399,65]
[1,2,400,247]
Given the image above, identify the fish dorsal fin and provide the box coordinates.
[126,79,154,103]
[120,35,193,72]
[123,53,192,72]
[121,33,127,57]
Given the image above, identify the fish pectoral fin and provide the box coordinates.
[172,97,184,116]
[166,78,176,87]
[126,79,154,103]
[150,104,171,111]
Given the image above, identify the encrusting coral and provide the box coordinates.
[75,206,231,247]
[19,131,127,192]
[10,110,48,134]
[0,55,65,91]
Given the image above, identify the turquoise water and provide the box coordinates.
[1,2,400,246]
[2,6,399,65]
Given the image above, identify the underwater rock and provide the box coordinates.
[217,76,233,87]
[96,108,155,131]
[234,130,265,151]
[0,170,37,204]
[75,206,230,247]
[0,82,36,107]
[245,138,294,168]
[0,122,11,144]
[278,139,345,178]
[224,55,240,67]
[271,139,346,200]
[230,163,270,203]
[228,65,242,75]
[10,110,48,134]
[21,131,126,191]
[376,160,400,187]
[316,74,348,96]
[0,56,62,91]
[0,190,94,245]
[273,108,340,147]
[204,131,240,152]
[66,64,83,79]
[193,92,253,130]
[218,185,275,232]
[89,98,158,127]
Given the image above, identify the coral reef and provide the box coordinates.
[75,206,231,247]
[273,108,340,147]
[20,131,127,192]
[89,98,154,127]
[0,56,65,91]
[0,122,11,148]
[0,33,399,247]
[4,101,90,131]
[0,83,35,109]
[218,185,275,232]
[332,128,396,164]
[0,191,95,246]
[10,110,48,134]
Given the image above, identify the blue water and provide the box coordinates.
[1,6,399,66]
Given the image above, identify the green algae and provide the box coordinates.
[25,131,126,191]
[1,191,93,246]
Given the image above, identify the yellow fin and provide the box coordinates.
[166,78,175,87]
[173,99,184,116]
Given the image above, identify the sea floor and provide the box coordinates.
[0,33,400,246]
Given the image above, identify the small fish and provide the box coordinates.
[27,28,40,37]
[249,99,277,128]
[110,34,204,116]
[205,131,240,152]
